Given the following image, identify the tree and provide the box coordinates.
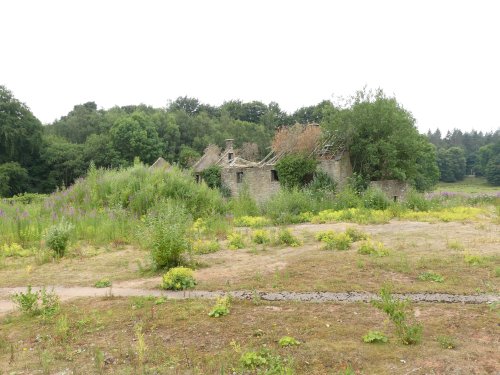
[110,111,163,163]
[0,85,43,167]
[437,147,466,182]
[322,89,439,191]
[485,154,500,186]
[0,162,29,197]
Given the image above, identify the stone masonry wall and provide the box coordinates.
[369,180,410,201]
[221,165,281,203]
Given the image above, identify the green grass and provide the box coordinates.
[434,177,499,194]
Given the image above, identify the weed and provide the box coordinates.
[362,331,388,343]
[94,347,105,374]
[240,348,294,374]
[135,324,147,373]
[372,286,422,345]
[495,266,500,277]
[162,266,197,291]
[94,279,112,288]
[55,314,70,342]
[11,286,59,317]
[45,220,74,257]
[208,295,231,318]
[322,232,352,251]
[345,227,368,242]
[228,232,245,249]
[437,335,456,349]
[278,336,300,347]
[40,350,53,375]
[252,229,271,244]
[192,239,220,254]
[276,229,300,247]
[418,271,444,283]
[338,365,356,375]
[234,216,271,228]
[358,241,390,257]
[464,253,484,266]
[447,240,464,250]
[145,200,192,269]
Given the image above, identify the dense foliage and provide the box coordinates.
[1,84,498,197]
[427,128,500,185]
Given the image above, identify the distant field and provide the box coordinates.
[434,176,499,194]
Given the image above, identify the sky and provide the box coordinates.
[1,0,499,134]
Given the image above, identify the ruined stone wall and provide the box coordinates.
[369,180,410,201]
[221,165,281,203]
[317,152,352,188]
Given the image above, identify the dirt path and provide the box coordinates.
[1,285,498,316]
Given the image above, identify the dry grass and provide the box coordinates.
[0,297,498,374]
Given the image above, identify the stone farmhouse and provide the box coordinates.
[193,133,352,203]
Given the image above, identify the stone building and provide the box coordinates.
[193,138,353,203]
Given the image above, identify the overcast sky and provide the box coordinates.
[1,0,499,134]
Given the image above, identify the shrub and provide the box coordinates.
[404,189,433,211]
[228,232,245,249]
[277,229,300,247]
[234,216,271,228]
[192,239,220,254]
[162,267,196,291]
[208,295,231,317]
[307,170,337,193]
[94,279,112,288]
[358,241,390,257]
[11,286,60,317]
[240,348,293,373]
[145,201,191,269]
[333,187,362,210]
[372,286,422,345]
[418,272,444,283]
[252,229,271,244]
[275,154,318,189]
[229,187,260,217]
[345,227,368,242]
[318,232,352,251]
[279,336,301,347]
[201,165,222,189]
[362,331,388,343]
[45,221,74,257]
[264,188,315,224]
[362,187,391,210]
[464,253,484,266]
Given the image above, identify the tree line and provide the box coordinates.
[1,84,499,197]
[426,128,500,184]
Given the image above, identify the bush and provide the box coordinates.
[279,336,301,347]
[307,170,337,193]
[345,227,368,242]
[252,229,271,244]
[208,295,231,317]
[145,201,191,269]
[333,187,362,210]
[11,286,60,317]
[201,165,222,189]
[264,188,315,224]
[277,229,301,247]
[228,232,245,249]
[372,286,422,345]
[358,241,390,257]
[94,279,112,288]
[275,154,318,189]
[404,189,433,211]
[240,348,293,373]
[318,232,352,251]
[362,331,388,343]
[437,335,456,349]
[228,187,260,217]
[192,239,220,254]
[45,221,74,257]
[234,216,271,228]
[161,267,196,291]
[362,187,391,210]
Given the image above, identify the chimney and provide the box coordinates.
[225,139,234,151]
